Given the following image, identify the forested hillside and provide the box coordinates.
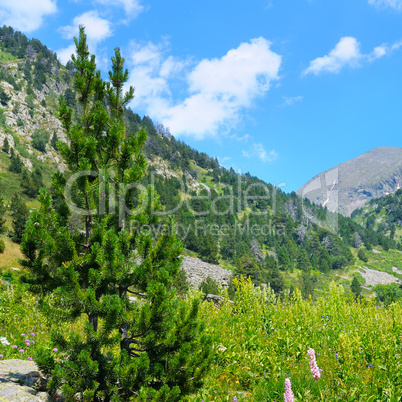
[0,26,400,298]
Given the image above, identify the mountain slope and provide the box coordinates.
[0,26,400,297]
[297,147,402,216]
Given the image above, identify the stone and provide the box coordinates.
[0,359,51,401]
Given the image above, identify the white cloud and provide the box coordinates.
[369,0,402,10]
[303,37,362,75]
[0,0,57,32]
[93,0,144,18]
[57,11,113,65]
[242,143,278,163]
[128,37,281,139]
[303,37,402,75]
[282,95,303,106]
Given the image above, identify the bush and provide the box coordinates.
[31,128,49,153]
[200,277,220,295]
[357,248,368,263]
[0,239,5,253]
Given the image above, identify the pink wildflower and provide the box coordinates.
[28,356,33,361]
[284,378,294,402]
[307,348,321,380]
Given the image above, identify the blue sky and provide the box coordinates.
[1,0,402,192]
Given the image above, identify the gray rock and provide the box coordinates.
[181,256,233,288]
[0,359,51,401]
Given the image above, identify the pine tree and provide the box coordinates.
[2,137,9,154]
[10,193,28,243]
[51,131,58,150]
[21,27,211,401]
[265,255,284,293]
[0,196,7,234]
[9,153,23,173]
[198,232,219,264]
[351,276,362,299]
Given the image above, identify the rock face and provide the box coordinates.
[0,359,50,401]
[181,256,233,288]
[297,147,402,216]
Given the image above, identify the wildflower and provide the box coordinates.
[284,378,294,402]
[0,354,3,358]
[53,348,58,352]
[31,333,35,337]
[307,348,321,380]
[0,337,10,346]
[233,397,238,402]
[28,356,33,361]
[13,345,17,349]
[19,349,24,353]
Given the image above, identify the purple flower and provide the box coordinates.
[0,354,3,358]
[307,348,321,380]
[13,345,17,349]
[19,349,24,353]
[28,356,33,361]
[233,397,238,402]
[284,378,294,402]
[21,333,25,337]
[31,333,35,337]
[53,348,58,353]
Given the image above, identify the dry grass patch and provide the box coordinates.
[0,235,23,269]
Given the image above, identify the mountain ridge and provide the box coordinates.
[297,146,402,216]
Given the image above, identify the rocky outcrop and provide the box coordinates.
[297,147,402,216]
[181,256,233,288]
[0,359,50,401]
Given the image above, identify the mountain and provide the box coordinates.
[297,147,402,216]
[0,26,400,297]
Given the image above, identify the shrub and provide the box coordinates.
[31,128,49,153]
[0,239,5,253]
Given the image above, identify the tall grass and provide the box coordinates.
[193,277,402,401]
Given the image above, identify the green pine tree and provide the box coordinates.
[0,196,7,234]
[265,255,284,293]
[198,232,219,264]
[351,276,362,299]
[10,193,28,243]
[2,137,9,154]
[9,153,23,173]
[21,27,211,401]
[51,131,58,150]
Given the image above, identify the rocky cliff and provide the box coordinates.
[297,147,402,216]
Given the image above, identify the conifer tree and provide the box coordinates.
[0,196,6,234]
[2,137,9,154]
[10,193,28,243]
[21,27,211,401]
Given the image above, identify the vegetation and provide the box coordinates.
[20,28,211,401]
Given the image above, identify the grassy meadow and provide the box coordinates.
[1,270,402,401]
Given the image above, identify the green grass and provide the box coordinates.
[0,50,18,63]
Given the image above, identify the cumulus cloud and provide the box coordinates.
[0,0,57,32]
[57,11,113,65]
[242,143,278,163]
[128,37,281,139]
[368,0,402,10]
[303,37,362,75]
[303,36,402,75]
